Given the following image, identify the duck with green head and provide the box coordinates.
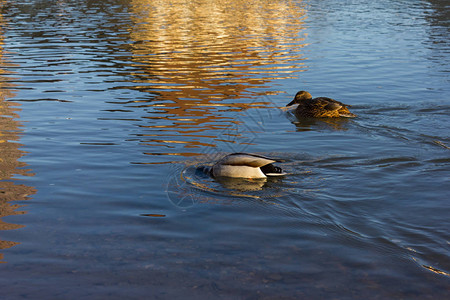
[287,91,356,118]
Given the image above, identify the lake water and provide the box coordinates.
[1,0,449,299]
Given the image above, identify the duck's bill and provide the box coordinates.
[286,99,296,106]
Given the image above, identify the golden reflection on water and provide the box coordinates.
[0,12,36,263]
[126,0,308,159]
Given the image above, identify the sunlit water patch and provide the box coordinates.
[106,0,309,161]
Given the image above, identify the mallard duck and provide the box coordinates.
[208,153,285,179]
[287,91,356,118]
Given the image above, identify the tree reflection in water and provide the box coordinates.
[0,11,36,263]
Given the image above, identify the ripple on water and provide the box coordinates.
[165,149,450,281]
[166,154,292,209]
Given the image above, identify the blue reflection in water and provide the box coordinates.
[0,0,448,299]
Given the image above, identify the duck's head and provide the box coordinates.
[286,90,312,106]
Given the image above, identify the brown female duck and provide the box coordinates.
[287,91,356,118]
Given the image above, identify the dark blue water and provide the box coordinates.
[1,0,449,299]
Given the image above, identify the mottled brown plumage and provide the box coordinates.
[287,91,356,118]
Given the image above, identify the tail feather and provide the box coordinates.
[260,164,285,176]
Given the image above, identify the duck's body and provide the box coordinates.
[210,153,285,179]
[287,91,356,118]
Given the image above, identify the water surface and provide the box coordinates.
[0,0,449,299]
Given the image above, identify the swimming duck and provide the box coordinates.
[209,153,285,179]
[287,91,356,118]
